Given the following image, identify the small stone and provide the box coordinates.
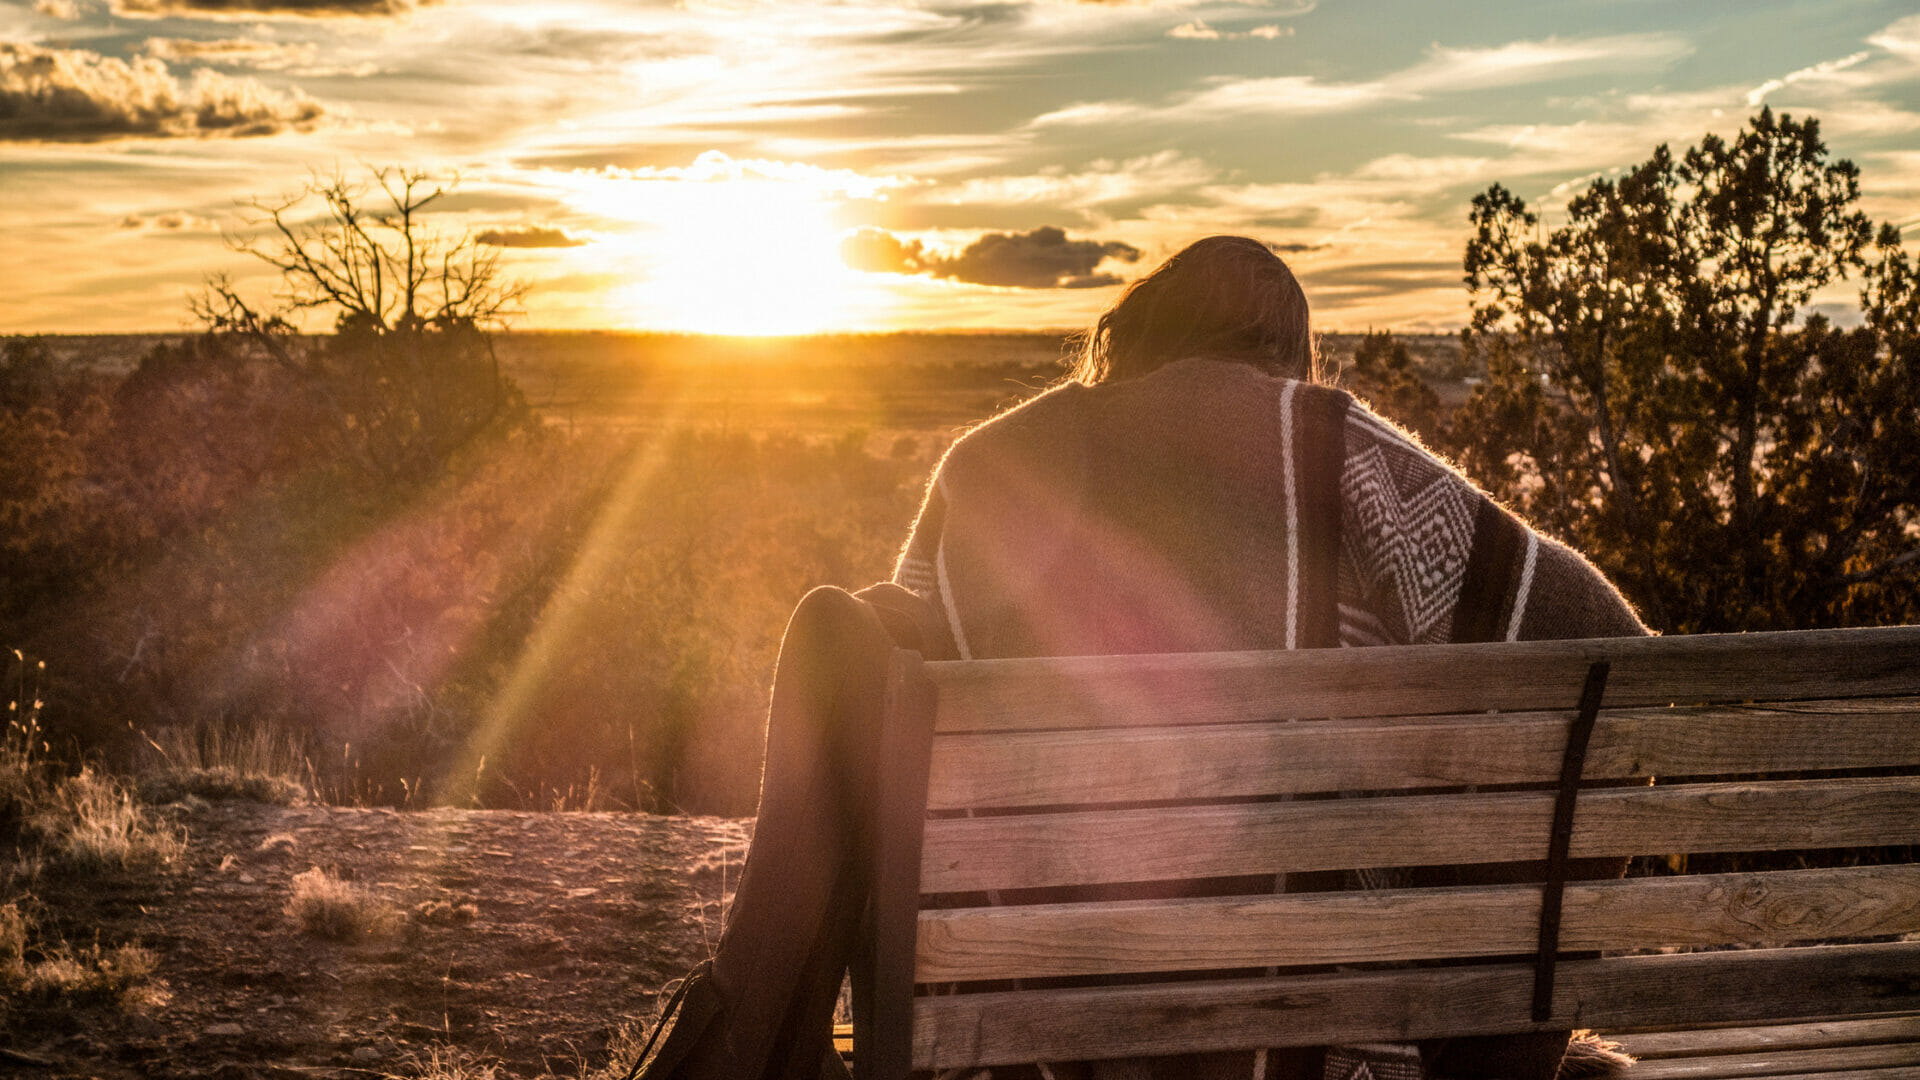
[351,1047,383,1063]
[206,1022,247,1037]
[238,873,257,884]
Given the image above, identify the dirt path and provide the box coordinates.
[7,800,751,1079]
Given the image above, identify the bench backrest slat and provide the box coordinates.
[922,775,1920,893]
[927,695,1920,810]
[928,626,1920,732]
[916,863,1920,983]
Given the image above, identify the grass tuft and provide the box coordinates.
[286,867,401,940]
[0,901,166,1010]
[137,766,306,806]
[393,1043,501,1080]
[34,767,188,873]
[410,898,478,926]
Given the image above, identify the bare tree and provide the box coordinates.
[194,166,529,486]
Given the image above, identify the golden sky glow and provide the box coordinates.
[3,1,1920,334]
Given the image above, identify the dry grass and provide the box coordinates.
[0,901,166,1011]
[34,767,188,873]
[410,898,478,926]
[7,654,186,875]
[137,765,306,807]
[578,1018,650,1080]
[286,867,402,940]
[392,1043,501,1080]
[136,720,309,806]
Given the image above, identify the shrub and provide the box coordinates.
[286,867,401,940]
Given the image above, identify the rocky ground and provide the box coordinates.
[4,800,752,1080]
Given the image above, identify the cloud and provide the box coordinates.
[1746,50,1873,107]
[1399,34,1692,93]
[928,151,1216,210]
[110,0,436,17]
[141,37,321,71]
[1301,259,1460,300]
[34,0,87,17]
[843,225,1142,288]
[1167,21,1292,40]
[119,210,214,230]
[840,226,925,274]
[474,225,586,248]
[1032,32,1691,127]
[0,41,325,143]
[594,150,913,200]
[1868,14,1920,60]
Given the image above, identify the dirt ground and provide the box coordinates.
[5,800,752,1080]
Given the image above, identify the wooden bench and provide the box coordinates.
[844,626,1920,1079]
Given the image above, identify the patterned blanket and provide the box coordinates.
[892,356,1648,1080]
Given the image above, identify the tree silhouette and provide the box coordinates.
[1453,109,1919,632]
[195,167,528,487]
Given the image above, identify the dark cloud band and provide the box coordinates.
[112,0,435,18]
[0,41,324,143]
[842,225,1140,290]
[475,226,586,249]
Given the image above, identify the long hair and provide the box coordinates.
[1067,235,1319,385]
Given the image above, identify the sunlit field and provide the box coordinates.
[1,329,1453,819]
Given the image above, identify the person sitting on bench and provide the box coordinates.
[632,235,1649,1080]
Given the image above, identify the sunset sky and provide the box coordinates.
[4,0,1919,336]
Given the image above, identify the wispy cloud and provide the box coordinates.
[141,37,321,70]
[1167,21,1290,40]
[1747,51,1873,107]
[1868,14,1920,60]
[1031,32,1691,127]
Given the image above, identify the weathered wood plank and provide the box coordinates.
[914,865,1920,982]
[1612,1016,1920,1059]
[926,626,1920,733]
[1621,1043,1920,1079]
[910,942,1920,1069]
[920,776,1920,893]
[1683,1071,1920,1080]
[926,697,1920,810]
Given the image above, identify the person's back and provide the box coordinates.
[889,237,1646,1080]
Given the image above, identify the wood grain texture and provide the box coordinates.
[909,942,1920,1069]
[1613,1016,1920,1059]
[1675,1071,1920,1080]
[913,865,1920,982]
[925,697,1920,810]
[925,626,1920,733]
[1620,1043,1920,1079]
[920,776,1920,893]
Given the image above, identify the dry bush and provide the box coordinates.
[286,867,401,940]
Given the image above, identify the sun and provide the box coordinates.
[589,173,864,336]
